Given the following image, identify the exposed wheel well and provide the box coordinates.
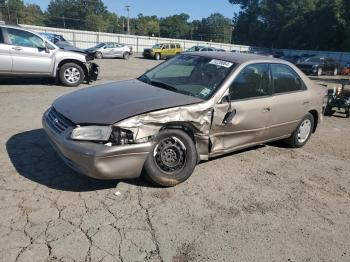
[161,123,196,143]
[57,60,87,77]
[309,110,318,132]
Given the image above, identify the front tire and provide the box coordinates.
[154,53,161,60]
[143,129,197,187]
[59,63,85,87]
[285,113,314,148]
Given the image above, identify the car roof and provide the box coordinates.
[186,51,281,64]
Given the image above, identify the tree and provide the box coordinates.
[132,14,160,36]
[0,0,25,23]
[159,13,191,39]
[22,4,44,25]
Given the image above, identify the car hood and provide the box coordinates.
[53,79,204,125]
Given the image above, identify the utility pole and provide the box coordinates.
[125,5,130,34]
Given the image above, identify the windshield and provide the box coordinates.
[305,57,323,63]
[152,44,163,49]
[138,54,236,100]
[94,43,105,48]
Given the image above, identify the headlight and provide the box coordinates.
[71,126,112,141]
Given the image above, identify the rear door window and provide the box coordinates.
[170,44,175,49]
[230,63,270,100]
[271,64,305,94]
[176,44,181,48]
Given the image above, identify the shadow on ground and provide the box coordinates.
[0,77,57,86]
[6,129,120,192]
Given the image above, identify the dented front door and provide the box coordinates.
[209,63,273,156]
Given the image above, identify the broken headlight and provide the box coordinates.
[71,126,112,142]
[110,127,134,145]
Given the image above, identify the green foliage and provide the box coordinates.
[229,0,350,51]
[159,13,191,39]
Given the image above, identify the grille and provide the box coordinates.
[46,108,75,134]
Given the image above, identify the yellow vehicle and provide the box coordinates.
[143,43,182,60]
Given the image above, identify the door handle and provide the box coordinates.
[303,101,310,105]
[12,46,23,51]
[263,107,271,112]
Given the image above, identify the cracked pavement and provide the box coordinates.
[1,57,350,262]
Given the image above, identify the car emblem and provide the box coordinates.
[54,118,59,124]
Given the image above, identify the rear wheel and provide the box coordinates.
[333,68,338,76]
[59,63,85,87]
[143,129,197,187]
[285,113,314,148]
[154,53,161,60]
[95,52,103,59]
[123,52,130,60]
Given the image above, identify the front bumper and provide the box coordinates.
[42,111,152,180]
[85,62,99,84]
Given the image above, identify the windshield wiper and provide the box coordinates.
[149,80,193,96]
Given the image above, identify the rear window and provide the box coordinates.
[0,29,4,43]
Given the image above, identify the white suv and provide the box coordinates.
[0,25,99,87]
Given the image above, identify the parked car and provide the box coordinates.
[43,52,324,187]
[341,62,350,75]
[296,56,339,76]
[39,32,85,53]
[185,46,226,52]
[0,25,99,86]
[281,55,302,64]
[86,42,133,60]
[143,43,182,60]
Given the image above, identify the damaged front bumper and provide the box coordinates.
[42,111,152,180]
[85,62,100,84]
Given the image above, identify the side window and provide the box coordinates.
[163,44,169,49]
[170,44,175,49]
[7,28,44,48]
[201,48,208,51]
[0,29,4,43]
[271,64,304,94]
[229,63,270,100]
[176,44,180,48]
[105,43,114,48]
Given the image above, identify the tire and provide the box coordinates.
[346,107,350,118]
[143,129,197,187]
[333,68,338,76]
[285,113,314,148]
[123,52,130,60]
[317,67,323,76]
[59,63,85,87]
[324,106,333,116]
[154,53,161,60]
[95,52,103,59]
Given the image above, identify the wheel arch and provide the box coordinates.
[55,59,87,78]
[308,109,319,133]
[159,121,208,161]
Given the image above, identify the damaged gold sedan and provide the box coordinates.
[42,53,325,187]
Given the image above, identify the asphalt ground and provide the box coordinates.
[0,55,350,262]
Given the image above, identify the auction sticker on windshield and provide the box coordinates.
[209,59,233,68]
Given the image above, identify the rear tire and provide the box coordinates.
[95,52,102,59]
[59,63,85,87]
[123,52,130,60]
[285,113,314,148]
[143,129,197,187]
[333,68,338,76]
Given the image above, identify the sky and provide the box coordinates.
[23,0,240,20]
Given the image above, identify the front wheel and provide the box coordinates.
[154,53,161,60]
[95,52,103,59]
[143,129,197,187]
[59,63,85,87]
[285,113,314,148]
